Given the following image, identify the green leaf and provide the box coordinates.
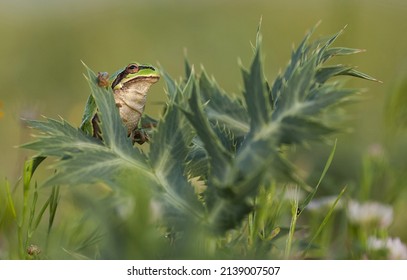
[184,80,233,187]
[79,94,97,136]
[47,148,149,186]
[241,34,270,131]
[316,65,380,84]
[272,56,317,120]
[320,47,365,62]
[149,70,205,227]
[344,68,381,82]
[315,27,346,63]
[277,115,335,145]
[186,137,209,179]
[23,118,102,157]
[160,67,178,101]
[316,65,354,84]
[199,70,249,135]
[304,85,357,115]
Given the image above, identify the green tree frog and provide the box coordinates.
[80,63,160,144]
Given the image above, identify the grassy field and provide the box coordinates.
[1,0,407,259]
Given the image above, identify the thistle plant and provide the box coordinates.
[18,25,377,259]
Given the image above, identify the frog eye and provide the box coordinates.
[127,64,139,73]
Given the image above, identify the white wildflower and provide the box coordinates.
[115,195,135,219]
[367,236,407,260]
[347,200,393,228]
[387,238,407,259]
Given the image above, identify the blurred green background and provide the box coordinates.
[1,0,407,240]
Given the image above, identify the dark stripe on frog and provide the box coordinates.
[111,70,127,89]
[139,65,156,71]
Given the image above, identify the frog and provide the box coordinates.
[80,62,160,144]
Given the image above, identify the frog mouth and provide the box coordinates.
[127,74,160,84]
[119,75,160,92]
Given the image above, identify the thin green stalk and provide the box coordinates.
[48,185,60,234]
[303,185,347,257]
[285,187,300,259]
[33,195,51,232]
[298,139,337,215]
[5,179,17,219]
[247,209,255,247]
[17,160,34,258]
[27,182,39,240]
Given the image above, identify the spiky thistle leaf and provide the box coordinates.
[181,25,377,233]
[199,70,249,136]
[149,69,206,227]
[241,31,271,131]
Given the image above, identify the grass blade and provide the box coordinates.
[298,139,337,215]
[5,179,17,219]
[302,185,347,256]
